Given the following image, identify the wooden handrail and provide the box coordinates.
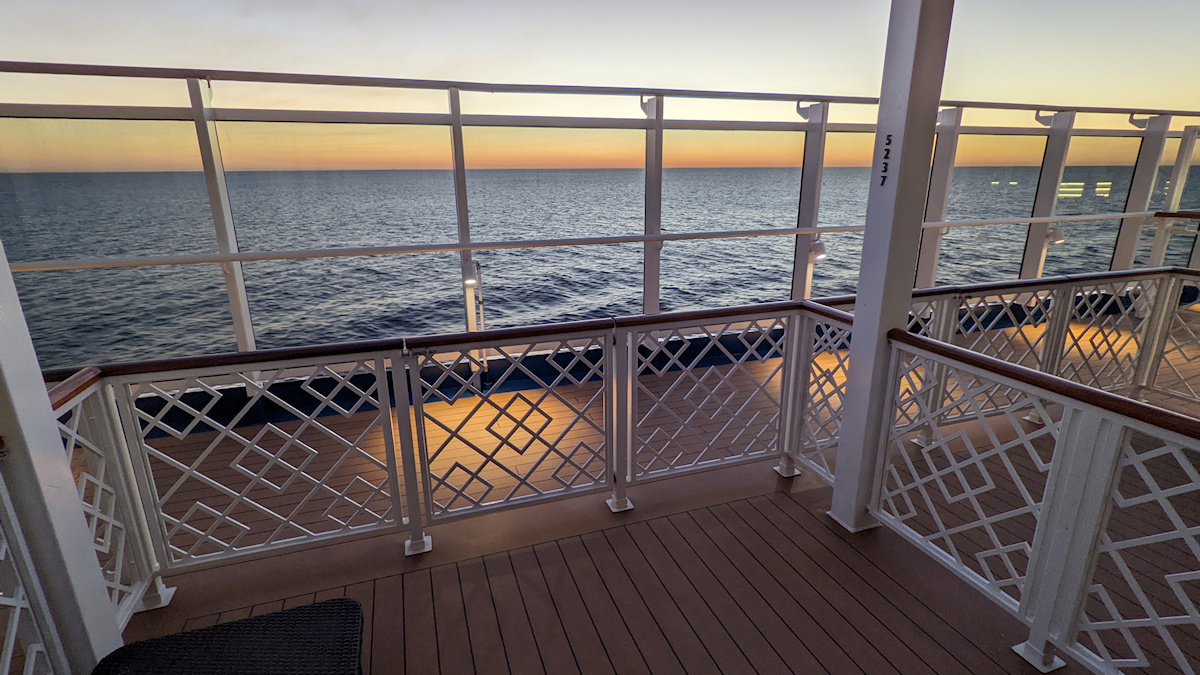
[888,328,1200,440]
[45,300,856,379]
[1155,211,1200,219]
[46,367,101,411]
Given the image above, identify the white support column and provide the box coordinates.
[642,96,665,314]
[828,0,955,532]
[914,107,962,288]
[448,88,479,332]
[792,102,829,300]
[1019,111,1075,280]
[1013,406,1125,672]
[1111,114,1172,270]
[187,79,257,352]
[0,241,123,672]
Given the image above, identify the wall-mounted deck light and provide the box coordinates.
[810,239,829,263]
[1047,227,1066,245]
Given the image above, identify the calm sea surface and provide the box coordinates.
[2,166,1197,369]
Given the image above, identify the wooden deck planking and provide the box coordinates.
[165,490,1087,674]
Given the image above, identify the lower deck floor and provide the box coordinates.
[129,469,1085,674]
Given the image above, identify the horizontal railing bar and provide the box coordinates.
[888,328,1200,440]
[5,61,1200,119]
[1156,211,1200,219]
[923,210,1154,229]
[910,266,1174,300]
[0,102,1184,140]
[42,299,846,380]
[10,212,1155,273]
[46,367,100,410]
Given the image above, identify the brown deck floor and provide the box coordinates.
[162,487,1085,674]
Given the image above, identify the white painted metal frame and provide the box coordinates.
[109,353,407,571]
[1111,115,1172,271]
[623,311,791,483]
[642,96,664,314]
[406,330,612,523]
[791,102,827,300]
[914,106,962,288]
[1019,111,1074,280]
[186,78,257,353]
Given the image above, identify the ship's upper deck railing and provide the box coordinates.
[3,60,1200,368]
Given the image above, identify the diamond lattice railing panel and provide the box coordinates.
[1155,287,1200,403]
[798,320,851,482]
[414,337,607,518]
[56,393,145,617]
[1072,430,1200,673]
[1058,280,1157,391]
[633,318,785,478]
[127,359,400,566]
[908,298,945,337]
[877,347,1062,607]
[0,530,55,675]
[953,291,1055,372]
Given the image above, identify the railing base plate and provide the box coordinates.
[1012,642,1066,672]
[773,463,802,478]
[606,496,635,513]
[405,535,433,556]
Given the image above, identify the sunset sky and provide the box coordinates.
[2,0,1198,171]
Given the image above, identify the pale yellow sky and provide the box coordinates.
[1,1,1198,171]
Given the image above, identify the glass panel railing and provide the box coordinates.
[463,126,644,325]
[661,129,804,310]
[813,132,873,297]
[0,118,233,368]
[935,134,1046,285]
[1043,136,1141,276]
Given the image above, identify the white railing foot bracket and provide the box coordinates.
[1012,643,1066,673]
[405,535,433,557]
[606,496,634,513]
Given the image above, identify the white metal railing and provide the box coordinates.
[4,61,1199,367]
[878,332,1200,673]
[49,302,848,572]
[52,381,167,628]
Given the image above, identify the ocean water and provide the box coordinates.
[2,166,1198,370]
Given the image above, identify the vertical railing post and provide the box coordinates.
[448,88,480,332]
[1013,406,1125,672]
[915,294,958,444]
[1111,114,1172,270]
[1019,110,1075,280]
[607,327,635,512]
[642,95,665,314]
[829,0,954,532]
[1040,284,1075,375]
[94,387,174,614]
[915,106,963,288]
[1133,274,1178,391]
[397,351,433,555]
[0,241,122,672]
[775,312,813,476]
[373,356,408,533]
[186,78,257,352]
[792,102,828,300]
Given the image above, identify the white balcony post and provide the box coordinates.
[398,353,432,555]
[187,78,257,352]
[914,106,962,288]
[828,0,955,532]
[1019,111,1074,280]
[1013,406,1125,672]
[1111,114,1172,270]
[607,327,635,512]
[775,312,813,477]
[0,242,123,672]
[448,88,480,332]
[1163,126,1200,267]
[792,102,829,300]
[643,96,665,314]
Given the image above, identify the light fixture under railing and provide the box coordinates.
[810,239,829,263]
[1047,227,1066,245]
